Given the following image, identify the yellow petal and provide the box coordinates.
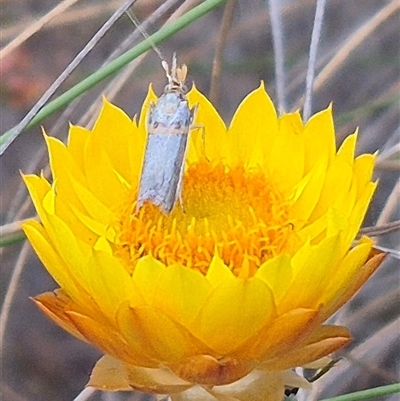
[290,162,326,227]
[153,264,211,327]
[45,135,88,213]
[279,235,342,311]
[322,241,385,317]
[22,174,51,223]
[310,157,353,221]
[83,133,130,209]
[344,182,377,246]
[83,250,142,316]
[228,83,278,167]
[187,86,228,163]
[90,98,138,183]
[138,84,157,132]
[67,124,90,172]
[337,131,358,166]
[353,153,376,191]
[131,255,167,304]
[205,255,234,287]
[303,105,335,172]
[22,220,81,299]
[194,276,275,353]
[66,174,115,226]
[267,112,305,191]
[43,212,102,299]
[116,303,210,364]
[255,254,292,304]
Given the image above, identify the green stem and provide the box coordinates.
[0,0,227,151]
[0,231,26,248]
[319,383,400,401]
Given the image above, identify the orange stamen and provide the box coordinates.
[115,161,294,277]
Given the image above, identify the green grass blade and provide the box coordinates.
[319,383,400,401]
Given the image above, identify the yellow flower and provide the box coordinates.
[23,84,385,400]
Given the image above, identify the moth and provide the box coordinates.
[137,54,197,214]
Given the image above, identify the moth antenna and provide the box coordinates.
[125,7,165,62]
[171,52,178,77]
[162,59,171,79]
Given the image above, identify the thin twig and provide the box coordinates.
[375,160,400,171]
[339,320,400,383]
[378,136,400,160]
[345,286,399,327]
[1,219,34,238]
[268,0,286,113]
[303,0,327,121]
[0,0,82,59]
[0,242,30,349]
[209,0,236,105]
[0,385,30,401]
[359,220,400,237]
[313,1,400,93]
[0,0,138,156]
[0,1,121,43]
[72,387,96,401]
[377,179,400,226]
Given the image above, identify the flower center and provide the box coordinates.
[115,161,293,277]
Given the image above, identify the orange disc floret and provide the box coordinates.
[116,161,293,277]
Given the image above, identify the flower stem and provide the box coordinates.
[319,383,400,401]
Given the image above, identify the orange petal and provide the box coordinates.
[263,325,351,370]
[232,308,319,361]
[323,246,386,318]
[33,290,87,342]
[169,354,254,386]
[66,309,149,366]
